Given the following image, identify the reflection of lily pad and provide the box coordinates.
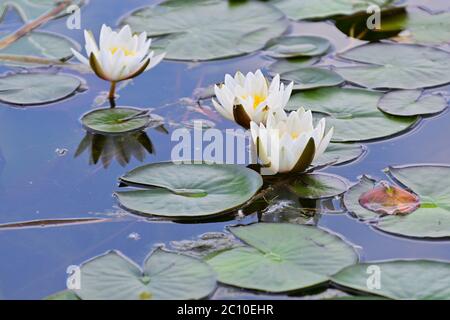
[332,260,450,299]
[337,43,450,89]
[344,165,450,238]
[280,67,344,90]
[115,162,263,219]
[378,90,447,116]
[265,36,331,58]
[314,143,366,166]
[121,0,288,61]
[289,173,348,199]
[273,0,391,21]
[75,249,216,300]
[81,108,151,134]
[0,31,78,66]
[0,73,81,106]
[207,223,358,293]
[287,87,418,142]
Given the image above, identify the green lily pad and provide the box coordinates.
[272,0,392,21]
[287,87,418,142]
[207,223,358,293]
[45,290,80,300]
[289,173,348,199]
[0,31,78,66]
[0,73,81,106]
[337,43,450,89]
[280,67,344,90]
[381,10,450,45]
[115,162,263,218]
[314,143,366,166]
[344,165,450,238]
[0,0,84,22]
[265,36,331,58]
[332,260,450,299]
[120,0,288,61]
[378,90,447,116]
[81,108,151,134]
[75,249,216,300]
[268,57,320,75]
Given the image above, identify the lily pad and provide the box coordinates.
[81,108,151,134]
[207,223,358,293]
[268,57,320,74]
[287,87,418,142]
[344,165,450,238]
[75,249,216,300]
[45,290,80,300]
[314,143,366,166]
[332,260,450,299]
[280,67,344,90]
[378,90,447,116]
[264,36,331,58]
[289,173,348,199]
[0,0,84,22]
[115,162,263,218]
[0,73,81,106]
[0,31,78,65]
[120,0,288,61]
[337,43,450,89]
[272,0,391,21]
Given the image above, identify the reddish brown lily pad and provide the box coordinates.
[358,181,420,215]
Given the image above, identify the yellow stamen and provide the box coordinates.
[241,94,266,109]
[291,132,299,139]
[110,46,136,56]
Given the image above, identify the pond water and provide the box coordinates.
[0,0,449,299]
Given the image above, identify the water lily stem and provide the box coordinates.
[109,81,117,108]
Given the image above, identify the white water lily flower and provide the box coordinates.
[71,24,165,83]
[212,70,293,128]
[250,108,333,175]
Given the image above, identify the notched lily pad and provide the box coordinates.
[75,248,216,300]
[313,143,366,166]
[289,173,348,199]
[207,223,358,293]
[344,165,450,238]
[280,67,344,90]
[0,73,81,106]
[268,57,320,75]
[115,162,263,219]
[120,0,288,61]
[358,181,420,215]
[378,90,447,116]
[332,260,450,300]
[81,107,151,134]
[264,36,331,58]
[0,0,84,22]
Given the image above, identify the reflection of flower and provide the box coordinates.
[212,70,293,128]
[71,24,165,102]
[250,108,333,174]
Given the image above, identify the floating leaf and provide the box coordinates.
[314,143,366,166]
[81,108,151,134]
[0,31,78,66]
[120,0,288,61]
[359,181,420,215]
[75,249,216,300]
[287,87,418,142]
[344,165,450,238]
[207,223,358,293]
[115,162,263,219]
[272,0,392,21]
[268,57,320,75]
[0,73,81,106]
[0,0,84,22]
[45,290,80,300]
[337,43,450,89]
[265,36,331,58]
[332,260,450,299]
[280,67,344,90]
[289,173,348,199]
[378,90,447,116]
